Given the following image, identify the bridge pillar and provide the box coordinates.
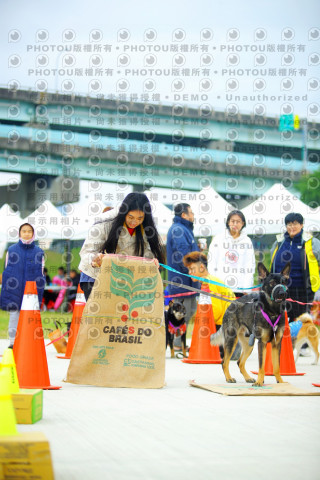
[133,184,145,192]
[0,173,79,217]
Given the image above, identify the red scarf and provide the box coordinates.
[126,226,135,236]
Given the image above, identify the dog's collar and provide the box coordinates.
[271,284,287,302]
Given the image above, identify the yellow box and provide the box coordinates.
[0,432,54,480]
[11,389,43,424]
[2,463,54,480]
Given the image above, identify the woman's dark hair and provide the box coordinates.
[100,193,166,263]
[19,223,34,235]
[226,210,246,231]
[284,212,304,225]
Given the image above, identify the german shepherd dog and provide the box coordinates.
[211,262,291,386]
[165,300,187,358]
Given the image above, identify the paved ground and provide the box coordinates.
[2,339,320,480]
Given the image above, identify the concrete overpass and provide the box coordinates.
[0,88,319,215]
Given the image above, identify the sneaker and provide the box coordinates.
[8,344,14,349]
[299,347,311,357]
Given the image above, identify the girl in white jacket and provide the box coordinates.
[207,210,256,295]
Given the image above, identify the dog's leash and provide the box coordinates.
[163,280,235,303]
[175,351,189,359]
[160,263,262,290]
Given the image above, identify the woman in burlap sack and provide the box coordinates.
[79,192,166,301]
[68,193,167,388]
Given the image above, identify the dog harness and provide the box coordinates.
[168,322,187,335]
[260,308,281,339]
[289,320,302,338]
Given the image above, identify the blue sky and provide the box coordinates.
[1,0,320,119]
[1,0,319,200]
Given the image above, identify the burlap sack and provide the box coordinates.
[66,254,166,388]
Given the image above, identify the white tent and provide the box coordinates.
[1,195,172,246]
[60,200,114,240]
[144,191,174,237]
[188,187,235,237]
[61,195,174,240]
[23,200,65,240]
[241,183,320,235]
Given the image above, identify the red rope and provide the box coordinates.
[286,298,314,306]
[45,330,70,347]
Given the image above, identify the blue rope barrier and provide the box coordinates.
[160,263,262,290]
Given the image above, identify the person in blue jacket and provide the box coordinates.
[270,212,320,323]
[0,223,45,347]
[166,203,200,348]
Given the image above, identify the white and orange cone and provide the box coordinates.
[183,288,222,364]
[57,283,86,359]
[13,281,61,389]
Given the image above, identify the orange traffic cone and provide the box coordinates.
[183,291,222,364]
[252,310,305,376]
[13,281,61,389]
[57,284,86,359]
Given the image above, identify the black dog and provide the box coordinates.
[211,262,291,386]
[165,300,187,358]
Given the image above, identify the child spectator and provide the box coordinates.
[0,223,45,347]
